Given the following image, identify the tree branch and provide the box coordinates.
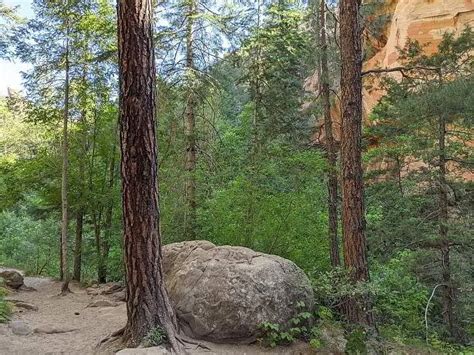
[362,66,440,76]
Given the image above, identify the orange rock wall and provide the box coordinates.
[364,0,474,113]
[311,0,474,180]
[312,0,474,139]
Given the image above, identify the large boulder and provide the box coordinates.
[163,241,314,343]
[0,268,24,289]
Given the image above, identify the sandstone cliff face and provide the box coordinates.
[312,0,474,145]
[364,0,474,179]
[364,0,474,113]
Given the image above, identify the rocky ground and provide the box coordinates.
[0,273,314,354]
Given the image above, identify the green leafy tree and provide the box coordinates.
[157,0,239,239]
[12,0,118,284]
[0,0,20,59]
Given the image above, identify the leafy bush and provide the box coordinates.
[345,327,368,355]
[311,267,376,313]
[371,251,427,340]
[307,307,338,350]
[0,208,59,276]
[0,281,11,323]
[258,301,313,347]
[312,252,428,342]
[198,145,330,273]
[143,326,168,347]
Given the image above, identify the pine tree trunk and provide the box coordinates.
[245,0,263,248]
[319,0,340,267]
[117,0,181,350]
[73,209,83,282]
[252,0,262,155]
[184,0,197,240]
[101,131,118,284]
[73,108,88,282]
[438,111,458,341]
[87,105,107,283]
[395,155,404,196]
[59,235,63,281]
[60,19,71,295]
[340,0,373,325]
[93,210,107,283]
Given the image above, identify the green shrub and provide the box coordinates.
[197,146,330,273]
[0,209,59,277]
[143,326,168,347]
[371,251,427,340]
[0,281,11,323]
[258,301,313,347]
[311,267,375,314]
[312,252,428,342]
[308,307,345,351]
[345,327,367,355]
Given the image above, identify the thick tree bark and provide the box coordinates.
[59,235,63,281]
[60,20,71,295]
[340,0,373,325]
[319,0,340,267]
[184,0,197,240]
[117,0,181,350]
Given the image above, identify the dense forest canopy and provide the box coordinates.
[0,0,472,353]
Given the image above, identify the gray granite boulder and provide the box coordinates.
[163,241,314,343]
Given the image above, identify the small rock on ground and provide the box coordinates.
[111,290,126,302]
[34,324,78,334]
[117,347,169,355]
[8,320,32,336]
[87,299,119,308]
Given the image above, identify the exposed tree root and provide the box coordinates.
[97,326,125,347]
[176,333,212,351]
[97,327,211,354]
[59,280,72,296]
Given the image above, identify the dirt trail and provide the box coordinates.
[0,275,312,355]
[0,276,126,355]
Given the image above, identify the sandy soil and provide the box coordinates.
[0,276,126,355]
[0,276,313,355]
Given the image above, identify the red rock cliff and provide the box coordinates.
[312,0,474,145]
[364,0,474,113]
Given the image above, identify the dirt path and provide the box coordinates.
[0,275,313,355]
[0,276,126,355]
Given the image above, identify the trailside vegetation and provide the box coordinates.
[0,0,472,351]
